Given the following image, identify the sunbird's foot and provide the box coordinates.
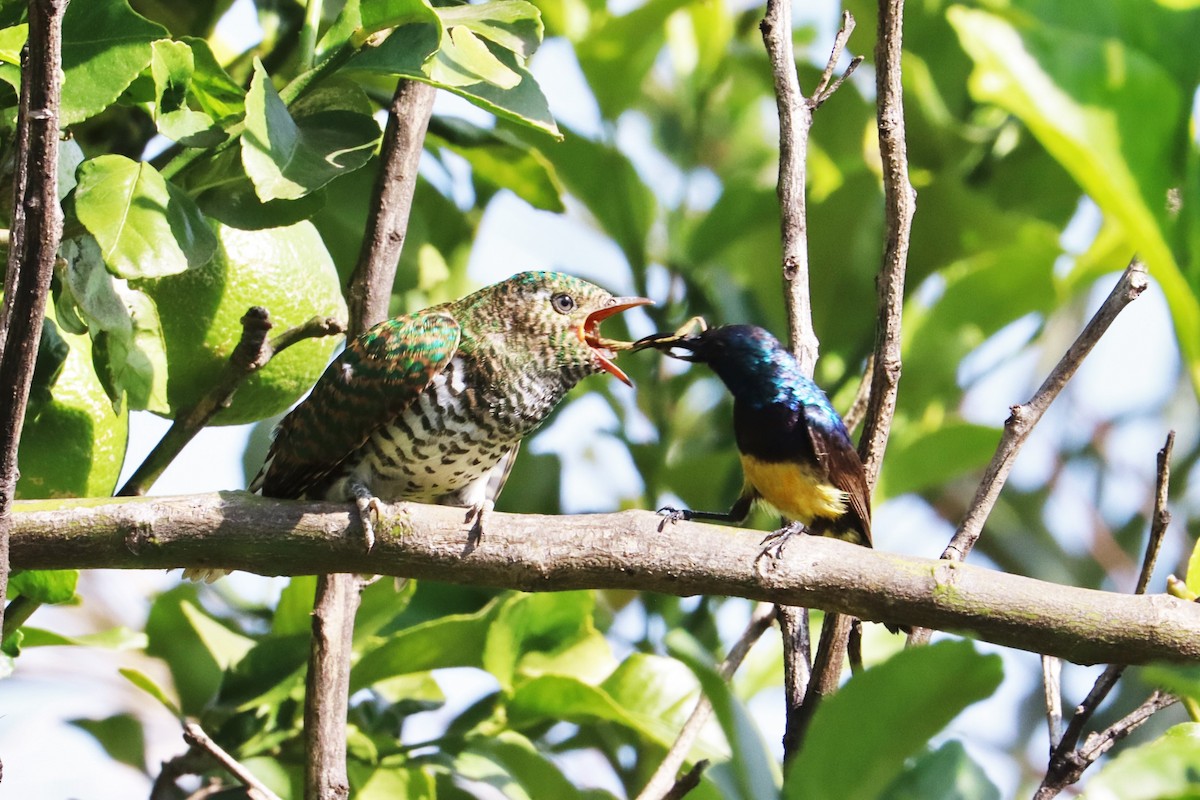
[656,506,693,531]
[758,521,806,561]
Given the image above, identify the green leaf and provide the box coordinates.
[350,25,559,137]
[9,569,77,604]
[241,60,381,202]
[19,626,146,650]
[786,640,1003,800]
[483,591,602,691]
[180,600,256,671]
[433,26,521,89]
[358,764,437,800]
[535,128,655,270]
[151,40,224,148]
[881,741,1000,800]
[429,117,564,212]
[1084,722,1200,800]
[575,0,695,119]
[0,24,26,66]
[219,633,311,708]
[877,422,1001,499]
[360,0,443,35]
[180,36,246,122]
[452,731,588,800]
[273,575,317,636]
[667,631,780,800]
[1143,663,1200,704]
[949,6,1200,398]
[73,155,217,279]
[70,714,146,771]
[350,598,501,690]
[120,666,183,717]
[60,0,168,126]
[437,1,543,60]
[144,587,225,714]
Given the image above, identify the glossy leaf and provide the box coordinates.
[242,61,381,202]
[120,666,182,717]
[9,569,77,604]
[1084,723,1200,800]
[73,155,216,279]
[881,741,1000,800]
[667,630,780,800]
[453,731,591,800]
[786,640,1003,800]
[950,6,1200,397]
[60,0,167,126]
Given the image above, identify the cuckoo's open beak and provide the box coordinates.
[580,296,653,386]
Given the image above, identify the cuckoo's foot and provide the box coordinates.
[349,480,383,552]
[463,499,495,551]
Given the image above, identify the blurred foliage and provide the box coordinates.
[3,0,1200,796]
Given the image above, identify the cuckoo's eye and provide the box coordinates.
[551,293,576,314]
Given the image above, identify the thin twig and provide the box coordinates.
[942,259,1149,564]
[636,603,775,800]
[1034,691,1179,800]
[857,0,915,490]
[841,354,874,434]
[118,311,345,496]
[1136,431,1174,595]
[305,78,436,800]
[760,0,819,370]
[183,721,282,800]
[810,12,860,107]
[1033,434,1178,798]
[0,0,67,639]
[1041,655,1063,751]
[661,760,708,800]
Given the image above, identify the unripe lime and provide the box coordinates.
[136,220,347,426]
[16,304,129,499]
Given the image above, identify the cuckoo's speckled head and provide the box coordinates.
[455,271,652,385]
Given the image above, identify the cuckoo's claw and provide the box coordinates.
[758,521,806,561]
[349,480,382,552]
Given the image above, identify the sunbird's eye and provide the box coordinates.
[551,293,576,314]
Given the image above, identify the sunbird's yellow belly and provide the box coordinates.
[740,454,847,524]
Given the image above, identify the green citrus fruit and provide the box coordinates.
[136,220,348,426]
[16,304,129,499]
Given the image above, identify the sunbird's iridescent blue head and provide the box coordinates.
[635,324,813,406]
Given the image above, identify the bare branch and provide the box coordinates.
[857,0,916,489]
[1041,655,1063,752]
[118,310,345,497]
[1034,434,1178,797]
[943,259,1149,563]
[636,603,775,800]
[1137,431,1174,595]
[13,496,1200,665]
[306,77,436,800]
[0,0,68,638]
[1035,691,1179,799]
[183,721,282,800]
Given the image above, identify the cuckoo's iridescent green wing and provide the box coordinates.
[255,311,461,499]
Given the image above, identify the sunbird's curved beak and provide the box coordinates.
[631,316,709,362]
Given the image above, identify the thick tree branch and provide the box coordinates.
[304,77,437,800]
[0,0,67,639]
[11,496,1200,665]
[761,5,862,762]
